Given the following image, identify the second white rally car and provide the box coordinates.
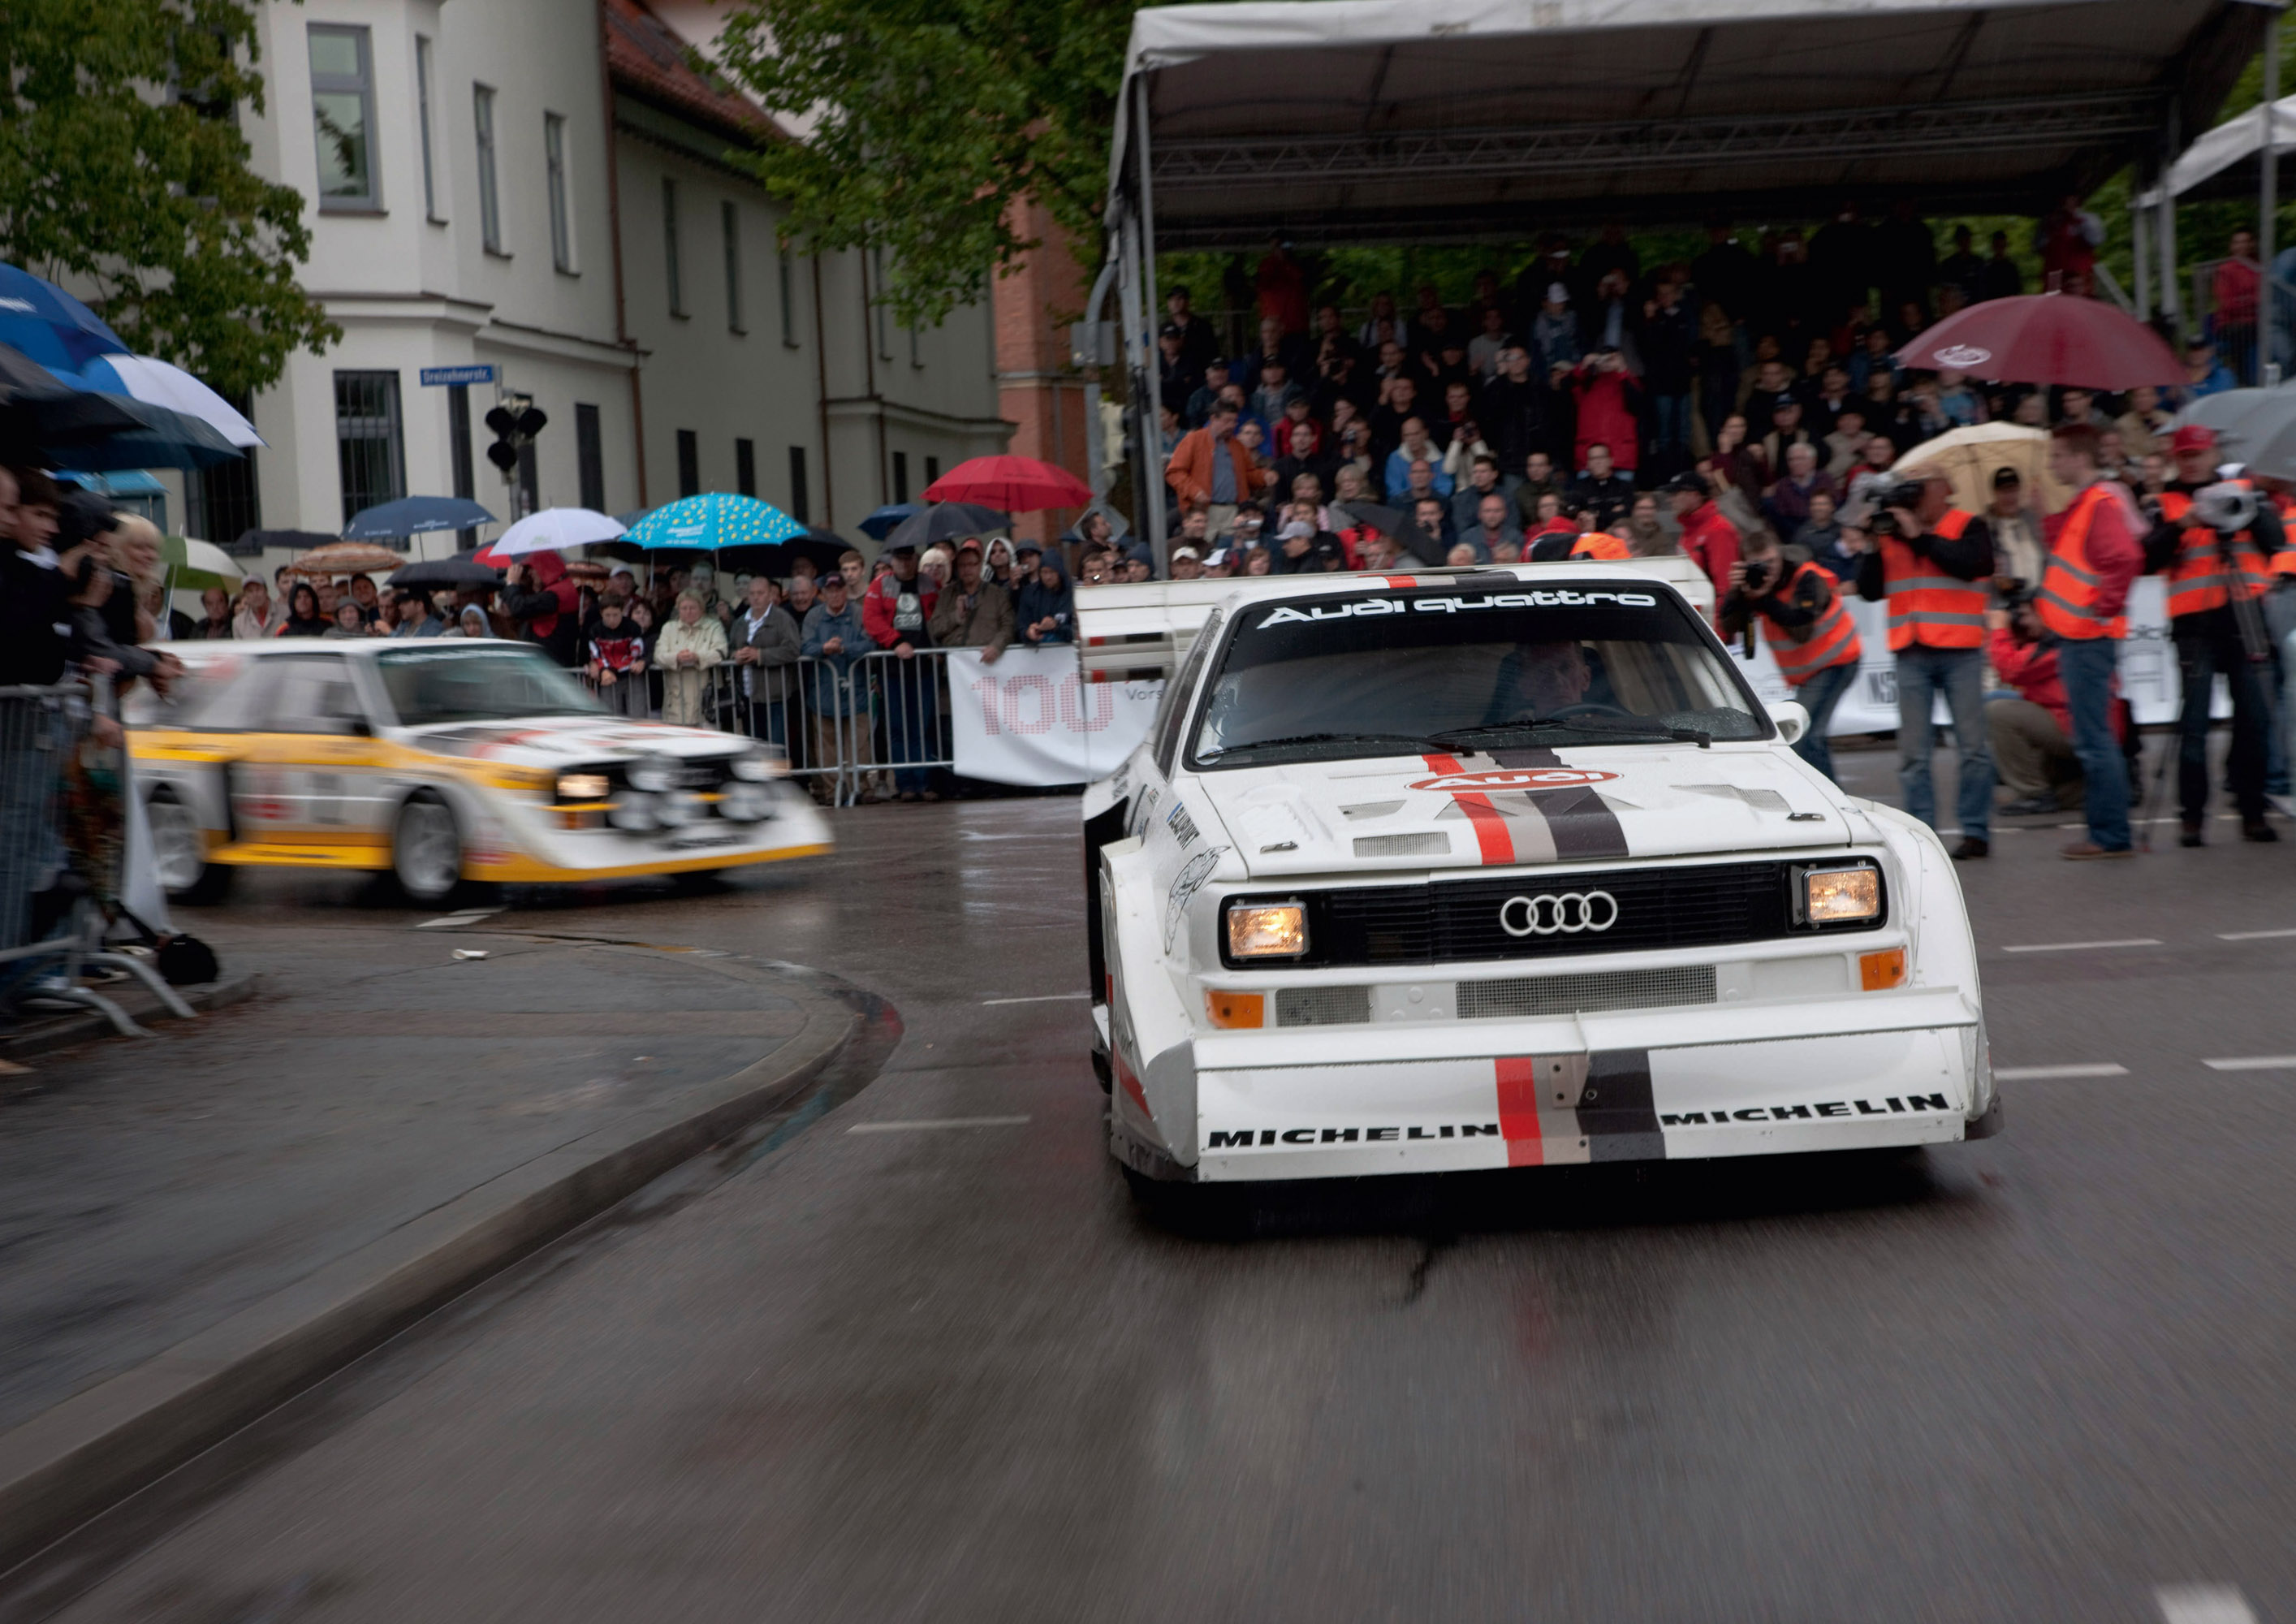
[1077,558,1995,1187]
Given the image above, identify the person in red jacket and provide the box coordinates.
[863,542,941,801]
[1663,471,1740,609]
[1985,599,2085,815]
[1569,347,1643,476]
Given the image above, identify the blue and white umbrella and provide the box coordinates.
[0,262,128,372]
[59,352,263,447]
[343,495,498,540]
[622,492,806,551]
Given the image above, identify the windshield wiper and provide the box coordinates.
[1427,719,1712,750]
[1202,730,1442,762]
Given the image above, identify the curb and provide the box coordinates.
[0,973,263,1067]
[0,960,864,1574]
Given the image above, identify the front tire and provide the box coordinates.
[392,792,464,906]
[147,788,231,905]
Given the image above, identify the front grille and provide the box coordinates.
[1224,861,1877,970]
[1457,965,1716,1020]
[1275,984,1371,1026]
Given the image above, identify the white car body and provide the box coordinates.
[1077,559,1996,1185]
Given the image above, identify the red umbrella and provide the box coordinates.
[923,454,1093,513]
[1895,294,2180,390]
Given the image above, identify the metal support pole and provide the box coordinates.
[2162,103,2184,342]
[1134,76,1169,577]
[2264,16,2282,383]
[2133,177,2152,320]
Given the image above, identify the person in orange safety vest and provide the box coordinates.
[1719,527,1863,784]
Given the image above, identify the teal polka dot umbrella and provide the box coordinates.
[622,492,806,552]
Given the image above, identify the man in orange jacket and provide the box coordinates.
[1165,401,1270,541]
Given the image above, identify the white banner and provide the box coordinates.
[1727,576,2208,735]
[948,646,1165,786]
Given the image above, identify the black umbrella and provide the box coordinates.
[779,530,852,572]
[1338,503,1408,538]
[0,342,145,441]
[883,502,1008,551]
[237,528,339,553]
[387,556,503,590]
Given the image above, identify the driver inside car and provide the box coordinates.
[1487,640,1595,725]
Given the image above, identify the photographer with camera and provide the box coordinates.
[1986,594,2091,814]
[2140,424,2281,844]
[1849,460,1996,857]
[1720,527,1863,784]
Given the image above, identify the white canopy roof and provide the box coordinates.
[1111,0,2266,247]
[2138,93,2296,206]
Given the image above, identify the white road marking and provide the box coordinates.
[2217,926,2296,940]
[2203,1056,2296,1071]
[1995,1064,2130,1080]
[847,1116,1032,1134]
[981,992,1090,1005]
[2155,1583,2257,1624]
[2000,938,2163,954]
[416,908,504,930]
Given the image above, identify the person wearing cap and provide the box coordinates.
[1157,324,1199,421]
[1530,281,1581,378]
[1759,392,1816,477]
[1983,464,2048,590]
[1849,460,1998,858]
[2139,422,2282,844]
[863,540,941,801]
[1201,546,1236,579]
[1660,471,1740,603]
[1169,546,1205,581]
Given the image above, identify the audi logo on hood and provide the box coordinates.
[1410,768,1620,792]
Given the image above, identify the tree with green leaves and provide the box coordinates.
[714,0,1131,328]
[0,0,338,398]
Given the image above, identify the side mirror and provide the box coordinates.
[1768,699,1810,746]
[339,715,373,737]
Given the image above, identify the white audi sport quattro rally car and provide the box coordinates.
[1076,559,1996,1190]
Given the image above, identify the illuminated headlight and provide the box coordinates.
[1800,865,1882,925]
[720,782,775,823]
[655,789,705,828]
[1226,901,1308,959]
[556,772,611,802]
[626,754,675,793]
[606,793,659,831]
[729,748,776,782]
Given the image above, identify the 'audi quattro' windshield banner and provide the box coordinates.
[947,647,1164,787]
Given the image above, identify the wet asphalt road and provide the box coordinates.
[15,745,2296,1624]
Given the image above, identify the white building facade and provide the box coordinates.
[179,0,1010,565]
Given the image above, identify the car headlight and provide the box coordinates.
[606,793,659,831]
[557,772,611,802]
[1798,864,1882,926]
[720,782,774,823]
[1226,901,1308,959]
[728,747,776,782]
[626,754,674,793]
[655,789,705,828]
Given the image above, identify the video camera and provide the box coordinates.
[1864,481,1930,538]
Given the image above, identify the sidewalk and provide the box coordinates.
[0,916,871,1566]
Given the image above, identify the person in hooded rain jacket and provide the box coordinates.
[1016,554,1077,646]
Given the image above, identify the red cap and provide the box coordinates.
[2170,425,2218,452]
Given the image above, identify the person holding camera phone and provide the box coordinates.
[1849,460,1996,857]
[1721,528,1863,784]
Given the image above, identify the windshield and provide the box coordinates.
[375,644,603,726]
[1187,583,1769,769]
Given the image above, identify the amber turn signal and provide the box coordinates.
[1205,990,1266,1029]
[1858,948,1907,991]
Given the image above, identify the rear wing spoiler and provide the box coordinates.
[1070,558,1720,683]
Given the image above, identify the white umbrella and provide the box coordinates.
[70,353,263,447]
[1892,423,2073,516]
[492,506,627,556]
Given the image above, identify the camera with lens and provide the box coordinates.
[1864,480,1929,538]
[1741,556,1778,594]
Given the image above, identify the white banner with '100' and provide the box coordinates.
[947,647,1165,786]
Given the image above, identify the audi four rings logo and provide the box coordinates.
[1410,768,1621,792]
[1499,891,1619,936]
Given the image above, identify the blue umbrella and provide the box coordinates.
[343,495,498,539]
[622,492,806,551]
[47,397,244,471]
[857,503,917,540]
[0,262,130,372]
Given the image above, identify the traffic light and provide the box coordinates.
[484,397,547,473]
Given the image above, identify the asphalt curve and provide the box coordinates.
[18,768,2296,1623]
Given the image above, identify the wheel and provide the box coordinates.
[146,788,232,905]
[392,792,465,906]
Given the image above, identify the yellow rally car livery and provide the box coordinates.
[130,638,831,905]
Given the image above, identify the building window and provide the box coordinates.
[873,248,891,361]
[416,36,439,220]
[309,25,378,211]
[448,383,475,546]
[662,178,684,317]
[722,201,744,333]
[909,322,921,369]
[576,404,604,512]
[925,456,940,488]
[778,246,797,348]
[191,390,261,550]
[334,370,406,528]
[734,438,757,497]
[676,429,699,497]
[788,446,809,525]
[473,84,502,253]
[545,113,573,273]
[891,450,908,505]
